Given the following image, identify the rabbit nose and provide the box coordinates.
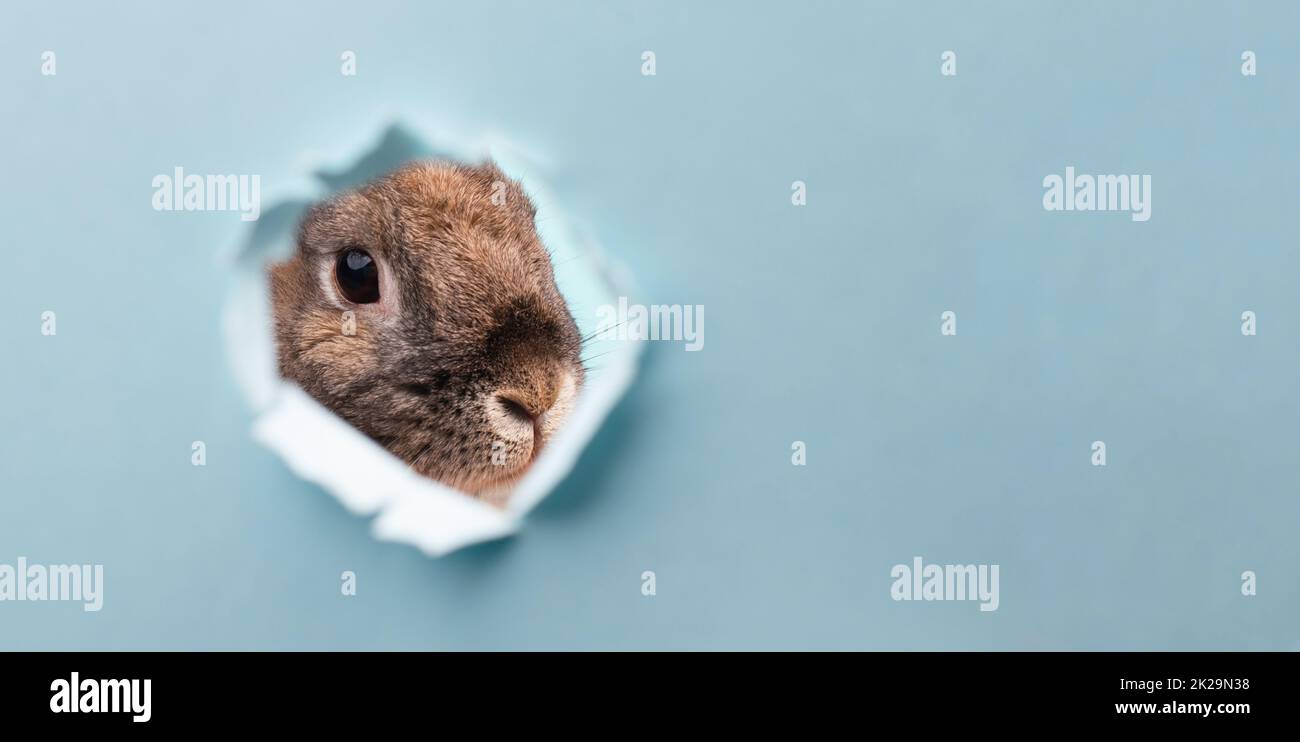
[494,375,560,423]
[493,379,560,463]
[495,393,541,424]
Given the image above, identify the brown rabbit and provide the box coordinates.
[269,161,584,502]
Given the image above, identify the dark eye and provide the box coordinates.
[335,248,379,304]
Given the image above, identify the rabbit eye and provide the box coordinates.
[336,248,379,304]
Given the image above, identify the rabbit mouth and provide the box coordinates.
[399,370,579,502]
[445,435,542,504]
[475,370,579,475]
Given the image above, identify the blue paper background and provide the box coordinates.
[2,1,1297,649]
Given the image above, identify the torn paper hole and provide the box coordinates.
[221,123,640,556]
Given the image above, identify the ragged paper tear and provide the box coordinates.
[221,122,639,556]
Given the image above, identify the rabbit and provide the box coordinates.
[268,161,584,506]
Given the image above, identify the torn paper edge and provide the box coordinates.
[220,120,641,556]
